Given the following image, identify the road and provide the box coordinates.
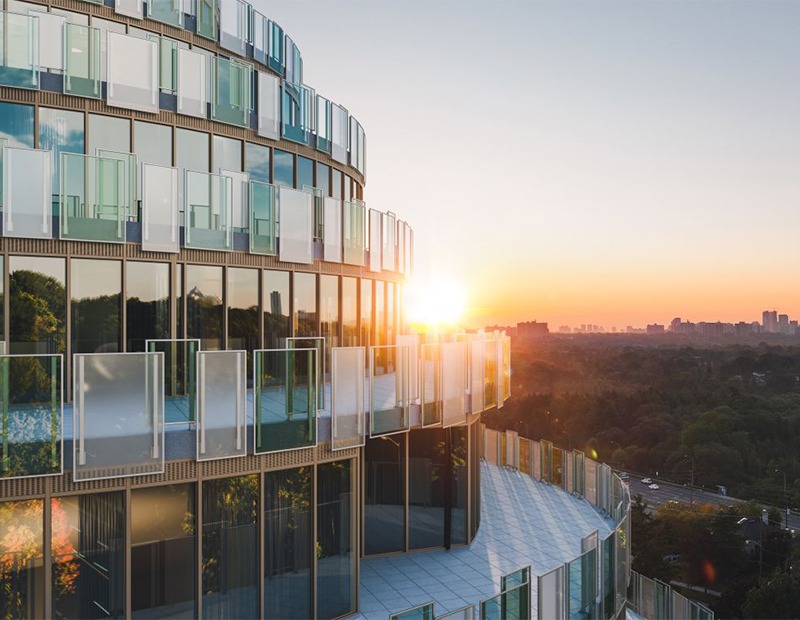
[623,476,800,533]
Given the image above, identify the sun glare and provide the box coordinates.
[405,279,467,330]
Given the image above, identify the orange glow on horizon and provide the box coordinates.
[405,278,468,331]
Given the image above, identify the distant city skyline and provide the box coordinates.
[260,1,800,330]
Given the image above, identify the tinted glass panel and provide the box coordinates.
[264,467,313,619]
[186,265,223,351]
[134,121,172,167]
[317,460,355,619]
[374,280,385,347]
[9,256,66,355]
[245,142,270,182]
[126,261,170,352]
[320,275,339,351]
[131,485,196,618]
[297,156,313,190]
[365,435,406,554]
[201,476,258,619]
[228,267,259,373]
[331,168,342,200]
[273,149,293,188]
[316,162,330,196]
[71,259,121,354]
[360,279,372,348]
[452,426,468,545]
[0,102,33,149]
[263,270,290,348]
[293,272,317,337]
[409,427,447,549]
[52,492,125,619]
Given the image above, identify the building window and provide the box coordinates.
[342,277,357,347]
[0,102,33,148]
[131,485,196,618]
[71,258,122,354]
[263,270,290,349]
[176,128,210,173]
[297,155,313,189]
[185,264,223,351]
[331,168,342,200]
[360,279,372,348]
[212,135,242,172]
[293,272,317,337]
[126,261,170,352]
[227,267,260,374]
[134,121,172,168]
[320,275,339,349]
[316,460,356,619]
[0,499,44,619]
[39,108,84,195]
[245,142,270,183]
[201,476,259,619]
[273,149,294,188]
[365,435,406,554]
[264,468,313,619]
[316,162,330,196]
[9,256,66,354]
[88,114,130,155]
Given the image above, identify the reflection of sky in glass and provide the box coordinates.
[264,270,289,318]
[213,134,242,172]
[297,156,313,190]
[294,272,316,314]
[273,149,294,188]
[0,102,34,149]
[39,108,84,191]
[10,256,65,285]
[127,261,169,303]
[71,258,121,300]
[245,142,270,183]
[228,267,258,310]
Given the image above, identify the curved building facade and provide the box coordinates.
[0,1,514,619]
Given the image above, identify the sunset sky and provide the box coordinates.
[261,1,800,329]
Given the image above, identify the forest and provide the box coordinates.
[483,334,800,618]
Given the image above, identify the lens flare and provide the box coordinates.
[702,559,716,585]
[405,279,467,330]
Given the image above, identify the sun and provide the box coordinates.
[404,278,467,330]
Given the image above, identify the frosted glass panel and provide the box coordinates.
[177,48,207,118]
[220,169,249,230]
[142,164,179,253]
[257,71,280,140]
[0,354,63,479]
[470,337,485,413]
[442,341,467,427]
[3,147,52,239]
[250,180,276,255]
[220,0,248,55]
[342,200,365,266]
[323,197,342,262]
[421,343,442,427]
[116,0,143,19]
[73,352,164,481]
[369,345,409,437]
[331,103,348,164]
[278,186,313,264]
[197,350,246,461]
[31,10,64,71]
[368,209,382,273]
[331,347,365,451]
[0,11,39,89]
[184,170,233,251]
[538,566,565,620]
[396,334,419,403]
[383,212,396,272]
[254,348,317,454]
[397,222,406,275]
[107,32,158,114]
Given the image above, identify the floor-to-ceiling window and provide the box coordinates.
[9,256,66,355]
[263,270,290,348]
[131,485,196,618]
[126,261,170,351]
[264,467,313,619]
[342,277,358,347]
[71,259,122,354]
[201,476,259,619]
[185,264,223,350]
[365,435,406,555]
[293,272,317,337]
[0,499,44,619]
[228,267,260,374]
[317,460,356,619]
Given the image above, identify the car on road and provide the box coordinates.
[649,483,660,490]
[641,477,652,484]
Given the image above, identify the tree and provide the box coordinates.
[742,571,800,619]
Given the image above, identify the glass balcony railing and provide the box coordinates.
[184,170,233,251]
[0,355,62,480]
[286,336,325,410]
[0,11,39,90]
[196,350,246,461]
[249,180,277,255]
[480,581,531,620]
[73,352,164,482]
[146,339,198,424]
[147,0,182,28]
[60,153,127,243]
[211,56,253,127]
[369,345,409,437]
[196,0,218,40]
[220,0,250,56]
[390,603,434,620]
[330,347,365,451]
[343,200,366,267]
[142,163,180,253]
[441,341,467,428]
[2,146,53,240]
[254,348,317,454]
[63,23,100,98]
[282,82,315,146]
[421,343,442,427]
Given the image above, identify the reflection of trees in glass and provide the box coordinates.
[228,305,259,346]
[71,293,121,353]
[50,499,79,600]
[9,270,66,352]
[126,296,169,349]
[187,287,222,346]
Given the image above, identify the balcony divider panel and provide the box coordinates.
[323,196,343,263]
[177,47,208,118]
[257,71,281,140]
[277,186,314,264]
[369,344,409,437]
[141,163,180,253]
[106,32,159,114]
[146,339,198,424]
[441,341,467,428]
[331,346,365,450]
